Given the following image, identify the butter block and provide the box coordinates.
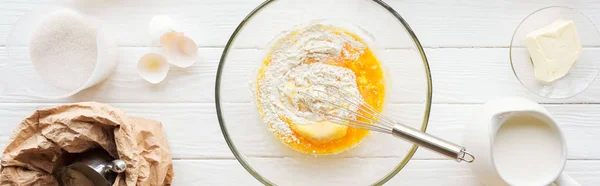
[291,121,347,144]
[525,19,582,84]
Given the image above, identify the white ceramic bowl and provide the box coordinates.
[3,6,118,99]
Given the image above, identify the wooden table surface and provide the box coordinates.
[1,0,599,185]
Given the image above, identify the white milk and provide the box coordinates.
[492,114,564,185]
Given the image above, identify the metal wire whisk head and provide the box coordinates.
[298,85,396,134]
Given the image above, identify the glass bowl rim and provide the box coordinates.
[509,5,600,99]
[215,0,433,185]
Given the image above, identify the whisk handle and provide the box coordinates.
[392,124,474,163]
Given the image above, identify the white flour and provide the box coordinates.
[29,10,98,90]
[255,24,365,141]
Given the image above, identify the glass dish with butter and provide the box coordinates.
[510,6,600,99]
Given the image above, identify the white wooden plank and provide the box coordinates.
[427,48,600,103]
[2,0,600,47]
[0,0,263,47]
[387,0,600,48]
[171,159,261,186]
[4,47,600,103]
[1,47,223,102]
[0,103,597,159]
[170,159,600,186]
[170,158,477,186]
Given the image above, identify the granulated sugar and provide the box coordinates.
[29,10,98,90]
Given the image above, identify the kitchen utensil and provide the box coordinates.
[299,86,474,163]
[58,149,127,186]
[510,6,600,99]
[463,97,579,186]
[3,5,118,99]
[216,0,432,185]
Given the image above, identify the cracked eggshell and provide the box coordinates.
[137,53,170,84]
[162,34,198,68]
[149,15,180,44]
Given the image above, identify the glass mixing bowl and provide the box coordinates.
[216,0,432,185]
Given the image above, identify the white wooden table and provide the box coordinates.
[1,0,600,185]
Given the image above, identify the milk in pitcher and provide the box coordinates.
[492,113,565,185]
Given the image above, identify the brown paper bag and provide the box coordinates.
[0,102,174,186]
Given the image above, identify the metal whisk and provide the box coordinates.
[299,86,474,163]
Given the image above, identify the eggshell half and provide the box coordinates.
[137,53,170,84]
[162,34,198,68]
[149,15,180,44]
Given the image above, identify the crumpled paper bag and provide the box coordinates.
[0,102,174,186]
